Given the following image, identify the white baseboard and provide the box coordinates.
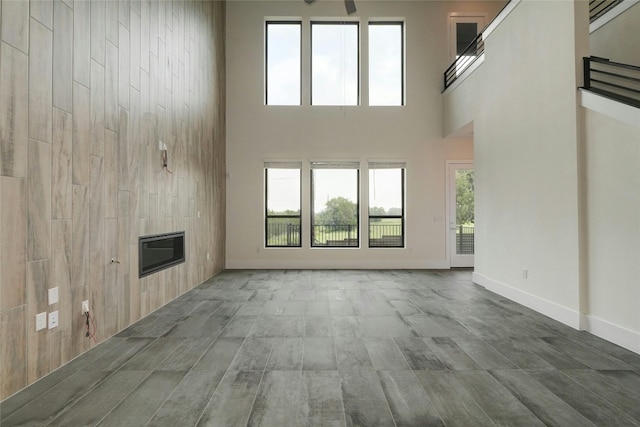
[473,272,640,355]
[472,272,581,329]
[580,314,640,355]
[226,259,450,270]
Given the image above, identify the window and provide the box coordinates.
[265,163,302,247]
[311,22,359,106]
[266,21,301,105]
[311,162,359,247]
[369,22,404,106]
[368,162,405,247]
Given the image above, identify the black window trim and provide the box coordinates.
[265,20,303,106]
[368,167,405,248]
[310,20,361,106]
[310,163,360,248]
[265,166,302,248]
[368,20,405,106]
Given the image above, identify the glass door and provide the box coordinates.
[449,162,474,267]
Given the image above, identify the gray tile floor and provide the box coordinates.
[2,269,640,426]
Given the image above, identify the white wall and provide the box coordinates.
[590,1,640,65]
[443,0,590,326]
[583,103,640,351]
[225,1,503,269]
[445,1,640,353]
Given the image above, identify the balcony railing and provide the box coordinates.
[456,225,475,255]
[589,0,624,22]
[443,0,629,91]
[369,223,403,248]
[443,32,485,90]
[268,223,406,247]
[313,224,359,247]
[266,219,301,247]
[583,56,640,108]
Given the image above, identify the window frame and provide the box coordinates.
[265,20,302,106]
[310,162,361,248]
[368,165,405,248]
[368,21,405,106]
[310,20,361,106]
[264,164,302,248]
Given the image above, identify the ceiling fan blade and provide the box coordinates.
[344,0,356,14]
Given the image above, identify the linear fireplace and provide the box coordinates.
[138,232,185,277]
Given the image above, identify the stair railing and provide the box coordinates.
[583,56,640,108]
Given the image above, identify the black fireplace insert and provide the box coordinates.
[139,232,185,277]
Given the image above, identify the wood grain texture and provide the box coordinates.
[0,177,26,310]
[73,0,90,87]
[0,306,28,397]
[89,156,104,252]
[105,41,119,132]
[52,0,73,112]
[51,108,72,219]
[28,18,53,143]
[0,42,29,178]
[118,24,130,109]
[26,260,51,383]
[72,82,91,186]
[90,0,106,65]
[130,7,141,90]
[90,60,105,157]
[0,0,226,400]
[51,219,72,327]
[31,0,53,30]
[1,0,29,53]
[104,129,118,218]
[103,218,119,338]
[27,140,51,261]
[89,250,105,342]
[71,185,89,356]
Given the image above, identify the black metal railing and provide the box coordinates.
[369,224,403,248]
[444,32,485,90]
[266,219,301,247]
[456,225,475,255]
[589,0,624,22]
[583,56,640,108]
[312,224,359,247]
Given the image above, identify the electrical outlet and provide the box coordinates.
[48,287,59,305]
[82,300,90,314]
[36,312,47,331]
[522,269,528,279]
[48,311,59,329]
[207,252,210,261]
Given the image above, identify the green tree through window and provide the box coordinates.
[456,169,474,225]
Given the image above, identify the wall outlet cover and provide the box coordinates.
[82,300,90,313]
[48,311,59,329]
[36,312,47,331]
[48,287,59,305]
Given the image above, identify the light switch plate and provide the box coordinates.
[48,311,59,329]
[48,287,59,305]
[36,312,47,331]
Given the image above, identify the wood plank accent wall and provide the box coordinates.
[0,0,226,400]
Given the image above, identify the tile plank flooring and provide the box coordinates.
[2,269,640,426]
